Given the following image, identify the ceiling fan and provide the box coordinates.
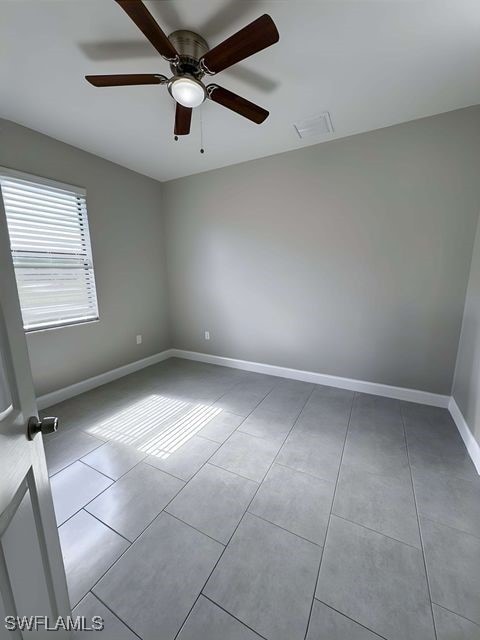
[85,0,279,137]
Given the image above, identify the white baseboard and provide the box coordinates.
[169,349,450,408]
[38,347,480,473]
[37,347,449,411]
[37,349,174,410]
[448,397,480,474]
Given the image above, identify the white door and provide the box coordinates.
[0,191,71,637]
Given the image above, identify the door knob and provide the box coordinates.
[27,416,59,440]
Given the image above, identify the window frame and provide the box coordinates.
[0,166,99,333]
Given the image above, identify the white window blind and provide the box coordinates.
[0,169,99,332]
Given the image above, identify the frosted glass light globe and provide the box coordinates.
[171,77,205,108]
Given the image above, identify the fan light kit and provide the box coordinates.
[169,77,206,108]
[85,0,280,139]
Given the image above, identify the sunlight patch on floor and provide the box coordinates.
[139,404,222,459]
[88,394,221,458]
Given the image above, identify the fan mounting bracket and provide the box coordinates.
[168,30,209,79]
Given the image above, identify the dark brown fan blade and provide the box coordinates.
[200,14,279,75]
[207,85,269,124]
[115,0,178,61]
[86,74,166,87]
[174,103,192,135]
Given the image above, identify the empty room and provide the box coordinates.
[0,1,479,639]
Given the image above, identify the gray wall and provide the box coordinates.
[3,107,480,400]
[453,216,480,444]
[164,107,480,395]
[0,119,169,396]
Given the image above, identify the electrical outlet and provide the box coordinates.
[136,334,142,345]
[204,331,210,341]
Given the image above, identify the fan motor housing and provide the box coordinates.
[168,30,209,78]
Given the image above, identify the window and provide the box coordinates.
[0,168,99,332]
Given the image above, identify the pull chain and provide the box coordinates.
[200,106,205,154]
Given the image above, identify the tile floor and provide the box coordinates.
[41,358,480,640]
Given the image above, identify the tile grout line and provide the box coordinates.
[302,390,355,640]
[200,460,260,485]
[60,405,247,558]
[79,450,149,482]
[205,460,261,484]
[59,381,235,604]
[56,457,161,531]
[53,373,268,531]
[209,378,278,417]
[201,594,270,640]
[46,436,105,478]
[273,460,336,483]
[81,509,132,544]
[428,602,480,628]
[55,365,280,482]
[329,513,423,551]
[175,384,318,637]
[138,383,265,486]
[400,404,439,640]
[89,371,278,486]
[165,378,296,490]
[76,371,285,447]
[63,470,188,614]
[69,371,290,634]
[418,513,480,542]
[244,511,323,548]
[77,460,191,611]
[54,468,112,529]
[64,377,242,454]
[313,598,389,640]
[49,366,476,638]
[173,381,314,497]
[52,370,333,636]
[87,590,143,639]
[164,511,228,547]
[78,457,123,482]
[143,392,263,482]
[173,383,318,640]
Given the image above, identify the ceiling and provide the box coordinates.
[1,0,479,182]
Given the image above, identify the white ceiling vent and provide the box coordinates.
[294,112,334,139]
